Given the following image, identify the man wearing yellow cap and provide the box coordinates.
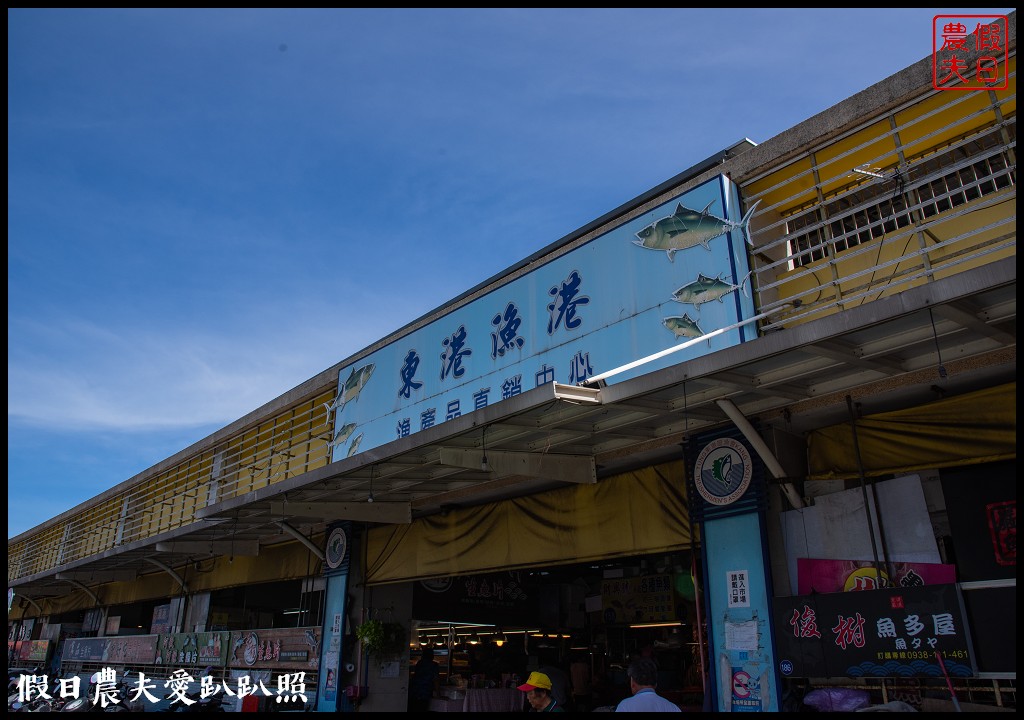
[518,671,565,712]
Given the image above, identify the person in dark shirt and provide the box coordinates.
[538,664,571,709]
[408,646,440,712]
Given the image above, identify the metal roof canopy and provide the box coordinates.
[10,258,1015,603]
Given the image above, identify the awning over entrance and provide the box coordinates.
[365,459,691,585]
[807,381,1016,481]
[10,260,1013,605]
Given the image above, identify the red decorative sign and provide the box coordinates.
[986,500,1016,566]
[932,15,1009,90]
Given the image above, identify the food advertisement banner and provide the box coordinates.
[601,574,676,623]
[797,558,957,594]
[10,639,51,662]
[227,627,321,671]
[155,631,229,666]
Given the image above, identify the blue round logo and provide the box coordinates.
[325,527,348,569]
[779,660,794,676]
[693,437,752,506]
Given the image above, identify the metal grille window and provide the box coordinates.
[914,129,1015,219]
[786,125,1015,268]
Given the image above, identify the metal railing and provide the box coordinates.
[9,390,337,581]
[741,74,1016,332]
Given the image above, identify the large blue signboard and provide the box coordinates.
[330,175,757,460]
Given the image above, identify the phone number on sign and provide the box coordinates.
[875,650,968,661]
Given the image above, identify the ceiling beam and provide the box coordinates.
[713,371,809,401]
[270,501,412,524]
[154,541,260,556]
[804,340,905,374]
[410,474,544,510]
[439,447,596,484]
[935,300,1016,345]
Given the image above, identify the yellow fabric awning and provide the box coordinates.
[807,382,1016,481]
[365,459,691,585]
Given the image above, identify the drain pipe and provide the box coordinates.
[716,399,804,510]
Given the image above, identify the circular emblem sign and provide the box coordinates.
[325,526,348,570]
[418,577,454,594]
[694,437,752,506]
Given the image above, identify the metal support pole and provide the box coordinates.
[845,396,885,587]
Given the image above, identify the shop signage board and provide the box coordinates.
[797,558,957,594]
[155,631,229,666]
[601,574,676,623]
[82,608,104,633]
[61,636,158,664]
[11,639,51,662]
[773,583,975,679]
[150,603,172,635]
[413,571,538,626]
[227,627,322,671]
[328,175,757,462]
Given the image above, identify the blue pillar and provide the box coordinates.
[688,428,780,712]
[317,522,352,712]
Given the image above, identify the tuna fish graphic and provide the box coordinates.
[346,433,364,458]
[671,272,751,308]
[662,313,705,340]
[711,454,733,487]
[633,199,760,262]
[330,422,357,449]
[325,363,375,418]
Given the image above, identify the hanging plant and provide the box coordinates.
[355,618,406,659]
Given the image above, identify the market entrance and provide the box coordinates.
[408,550,706,712]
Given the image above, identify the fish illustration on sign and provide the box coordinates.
[330,423,357,449]
[304,629,320,662]
[672,272,751,308]
[325,363,375,418]
[711,454,733,488]
[346,433,364,458]
[662,314,706,341]
[633,199,760,262]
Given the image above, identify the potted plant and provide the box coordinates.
[355,618,407,660]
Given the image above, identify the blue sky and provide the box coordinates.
[8,8,1012,538]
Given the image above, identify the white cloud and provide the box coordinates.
[7,313,384,432]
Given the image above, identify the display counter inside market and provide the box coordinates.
[427,687,523,713]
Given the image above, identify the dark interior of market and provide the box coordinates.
[407,550,706,712]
